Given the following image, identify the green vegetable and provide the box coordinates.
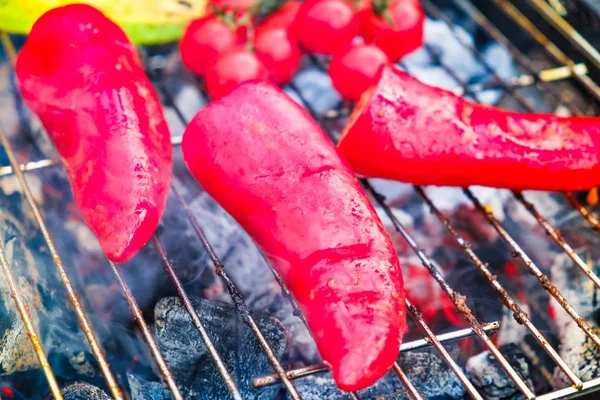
[0,0,208,44]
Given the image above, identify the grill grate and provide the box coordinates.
[1,0,600,399]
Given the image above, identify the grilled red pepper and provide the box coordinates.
[182,81,406,391]
[338,66,600,191]
[16,5,172,262]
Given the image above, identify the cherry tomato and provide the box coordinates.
[255,27,302,85]
[294,0,360,55]
[361,0,424,62]
[204,48,270,99]
[180,15,239,76]
[260,1,302,32]
[329,43,388,101]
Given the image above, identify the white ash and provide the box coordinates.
[466,343,533,400]
[63,382,111,400]
[549,254,600,389]
[551,322,600,389]
[128,374,170,400]
[549,253,600,335]
[496,303,530,347]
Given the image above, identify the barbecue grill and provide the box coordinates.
[1,0,600,399]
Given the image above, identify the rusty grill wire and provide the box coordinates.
[1,0,600,399]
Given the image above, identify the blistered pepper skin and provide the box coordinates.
[182,81,406,391]
[16,5,172,262]
[338,66,600,191]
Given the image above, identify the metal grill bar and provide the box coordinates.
[363,181,535,399]
[391,362,424,400]
[465,188,600,348]
[414,186,583,388]
[427,0,600,292]
[489,0,600,101]
[284,78,473,399]
[151,235,243,400]
[514,192,600,289]
[405,298,484,400]
[106,260,183,399]
[564,193,600,232]
[304,46,536,400]
[416,0,600,382]
[451,0,583,117]
[2,0,600,396]
[414,0,600,388]
[154,67,367,400]
[0,227,63,399]
[0,33,183,400]
[253,321,499,387]
[525,0,600,71]
[421,0,534,111]
[0,121,124,400]
[168,182,303,400]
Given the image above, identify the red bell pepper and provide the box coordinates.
[16,5,172,262]
[182,81,406,391]
[338,66,600,191]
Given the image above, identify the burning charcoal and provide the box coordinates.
[128,374,169,400]
[183,192,320,364]
[155,297,288,399]
[62,382,111,400]
[466,343,533,399]
[289,349,463,399]
[548,254,600,388]
[397,348,465,399]
[551,321,600,389]
[550,253,599,331]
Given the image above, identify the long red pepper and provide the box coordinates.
[16,5,172,262]
[338,65,600,191]
[182,81,406,391]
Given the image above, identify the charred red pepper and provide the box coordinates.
[16,5,172,262]
[338,66,600,191]
[182,81,406,391]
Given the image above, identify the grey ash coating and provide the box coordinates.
[154,297,288,400]
[63,382,111,400]
[466,343,533,400]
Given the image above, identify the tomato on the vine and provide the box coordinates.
[361,0,424,62]
[255,27,302,85]
[180,15,240,76]
[260,1,302,32]
[204,48,270,99]
[294,0,360,55]
[329,42,388,101]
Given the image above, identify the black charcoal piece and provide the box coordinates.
[62,382,111,400]
[466,343,533,399]
[155,297,288,399]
